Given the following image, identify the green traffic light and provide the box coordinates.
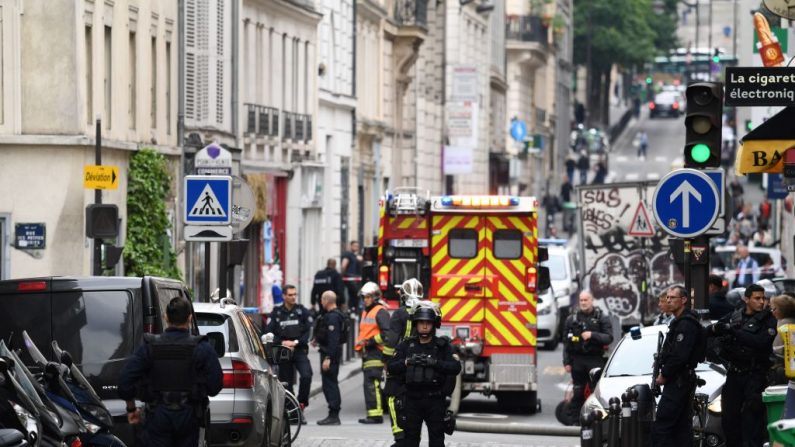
[712,55,720,63]
[646,76,653,84]
[690,144,711,163]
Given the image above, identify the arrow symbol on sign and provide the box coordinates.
[670,180,701,227]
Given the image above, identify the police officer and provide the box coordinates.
[119,296,223,447]
[355,281,391,424]
[563,290,613,420]
[312,290,347,425]
[709,283,777,447]
[383,278,424,447]
[265,284,313,423]
[311,258,346,310]
[387,302,461,447]
[652,285,707,447]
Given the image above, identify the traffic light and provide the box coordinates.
[684,82,723,168]
[712,48,720,63]
[745,119,753,132]
[85,204,119,239]
[645,76,653,85]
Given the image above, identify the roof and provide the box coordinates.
[194,300,239,316]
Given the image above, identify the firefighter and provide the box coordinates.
[387,302,461,447]
[384,278,424,447]
[265,284,313,423]
[652,285,707,447]
[119,297,223,447]
[311,258,346,311]
[708,283,777,447]
[355,281,391,424]
[562,290,613,420]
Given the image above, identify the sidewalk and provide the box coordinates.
[305,344,362,399]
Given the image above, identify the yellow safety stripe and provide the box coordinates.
[404,321,412,339]
[375,333,383,344]
[363,360,384,369]
[374,379,382,413]
[382,346,396,357]
[368,409,383,417]
[388,396,403,435]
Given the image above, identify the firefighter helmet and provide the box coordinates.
[412,300,441,328]
[399,278,423,306]
[358,281,382,302]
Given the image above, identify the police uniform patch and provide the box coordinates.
[769,328,777,336]
[676,333,684,342]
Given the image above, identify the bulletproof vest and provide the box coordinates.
[143,333,205,404]
[314,310,347,345]
[404,337,455,396]
[274,306,305,340]
[723,309,773,369]
[569,309,606,354]
[663,312,707,368]
[314,269,334,290]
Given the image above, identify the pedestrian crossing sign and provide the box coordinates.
[184,175,232,225]
[628,201,655,237]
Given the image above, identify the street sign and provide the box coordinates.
[627,201,655,237]
[84,165,119,190]
[184,225,233,242]
[195,143,232,175]
[184,175,231,225]
[768,173,789,199]
[725,67,795,107]
[14,223,45,249]
[653,169,720,239]
[510,119,527,142]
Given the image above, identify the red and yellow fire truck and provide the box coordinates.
[376,188,550,413]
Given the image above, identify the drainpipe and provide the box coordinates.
[178,0,192,286]
[231,0,240,147]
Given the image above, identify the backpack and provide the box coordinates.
[335,309,350,342]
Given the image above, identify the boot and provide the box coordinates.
[299,403,307,425]
[317,410,341,426]
[358,416,383,424]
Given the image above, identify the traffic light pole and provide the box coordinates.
[93,118,103,276]
[683,239,691,304]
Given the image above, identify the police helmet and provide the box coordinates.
[359,281,382,302]
[399,278,424,306]
[412,300,441,328]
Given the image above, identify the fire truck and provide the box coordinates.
[376,187,550,413]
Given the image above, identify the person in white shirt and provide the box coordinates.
[733,245,760,288]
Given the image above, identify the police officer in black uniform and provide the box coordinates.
[311,258,346,310]
[709,283,777,447]
[384,278,423,447]
[652,285,707,447]
[313,290,347,425]
[119,296,223,447]
[265,284,313,423]
[387,302,461,447]
[562,290,613,420]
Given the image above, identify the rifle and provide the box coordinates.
[650,332,665,397]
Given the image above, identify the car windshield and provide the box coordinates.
[545,254,568,280]
[605,331,713,377]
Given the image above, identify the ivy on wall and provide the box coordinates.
[124,148,181,279]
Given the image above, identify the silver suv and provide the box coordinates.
[195,300,288,447]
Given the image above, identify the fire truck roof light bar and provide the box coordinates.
[440,195,520,208]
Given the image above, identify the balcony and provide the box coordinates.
[506,15,549,69]
[395,0,428,28]
[244,103,279,137]
[282,111,313,143]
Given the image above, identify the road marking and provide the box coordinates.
[458,413,509,419]
[615,155,628,162]
[647,172,660,180]
[625,173,640,181]
[655,156,667,163]
[543,365,568,376]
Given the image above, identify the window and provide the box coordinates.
[196,312,239,353]
[128,31,136,129]
[493,230,522,259]
[151,36,156,129]
[104,26,112,129]
[449,229,478,259]
[85,25,93,125]
[165,41,171,133]
[240,313,265,358]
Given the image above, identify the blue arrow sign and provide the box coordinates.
[510,119,527,142]
[653,169,719,238]
[184,175,232,225]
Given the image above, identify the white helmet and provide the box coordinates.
[359,281,382,302]
[400,278,424,307]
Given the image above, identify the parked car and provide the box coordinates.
[0,276,199,446]
[537,287,560,350]
[195,300,289,447]
[711,245,785,287]
[540,239,581,338]
[649,91,683,118]
[582,325,726,447]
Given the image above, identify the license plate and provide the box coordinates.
[389,239,428,248]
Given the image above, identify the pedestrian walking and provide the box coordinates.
[652,286,708,447]
[387,302,461,447]
[355,282,391,424]
[565,153,577,181]
[577,151,590,185]
[312,291,347,425]
[311,258,346,312]
[340,240,364,312]
[638,131,648,158]
[563,290,613,421]
[708,284,777,447]
[591,161,607,185]
[384,279,424,447]
[118,297,223,447]
[265,284,313,423]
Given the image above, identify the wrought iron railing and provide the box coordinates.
[395,0,428,28]
[505,15,548,47]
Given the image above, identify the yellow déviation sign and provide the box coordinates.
[83,165,119,190]
[736,106,795,175]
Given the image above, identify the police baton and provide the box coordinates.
[580,410,595,447]
[620,392,631,447]
[606,397,621,447]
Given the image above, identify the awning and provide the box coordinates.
[736,106,795,175]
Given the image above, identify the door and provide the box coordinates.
[483,215,537,348]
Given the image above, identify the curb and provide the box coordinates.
[308,361,362,399]
[455,420,580,436]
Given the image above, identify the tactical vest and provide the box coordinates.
[722,309,773,370]
[143,333,207,406]
[314,309,348,345]
[662,311,707,370]
[569,308,608,355]
[404,337,456,397]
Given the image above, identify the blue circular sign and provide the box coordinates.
[652,169,719,238]
[510,120,527,142]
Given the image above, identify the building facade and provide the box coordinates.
[0,0,179,279]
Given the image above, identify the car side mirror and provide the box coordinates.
[537,266,551,292]
[271,345,293,365]
[261,333,275,362]
[589,367,602,385]
[537,296,544,304]
[205,332,226,358]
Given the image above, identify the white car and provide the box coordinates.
[537,287,559,350]
[540,239,581,337]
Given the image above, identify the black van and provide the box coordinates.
[0,276,199,445]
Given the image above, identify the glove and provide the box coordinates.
[406,355,417,366]
[424,356,438,367]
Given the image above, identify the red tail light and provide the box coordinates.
[223,360,254,389]
[17,281,47,291]
[648,102,656,110]
[231,416,253,424]
[70,438,83,447]
[526,267,538,293]
[672,101,679,109]
[378,266,389,291]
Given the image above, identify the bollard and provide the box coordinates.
[627,387,639,447]
[620,392,631,447]
[580,409,595,447]
[591,409,604,446]
[607,397,621,447]
[632,384,655,447]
